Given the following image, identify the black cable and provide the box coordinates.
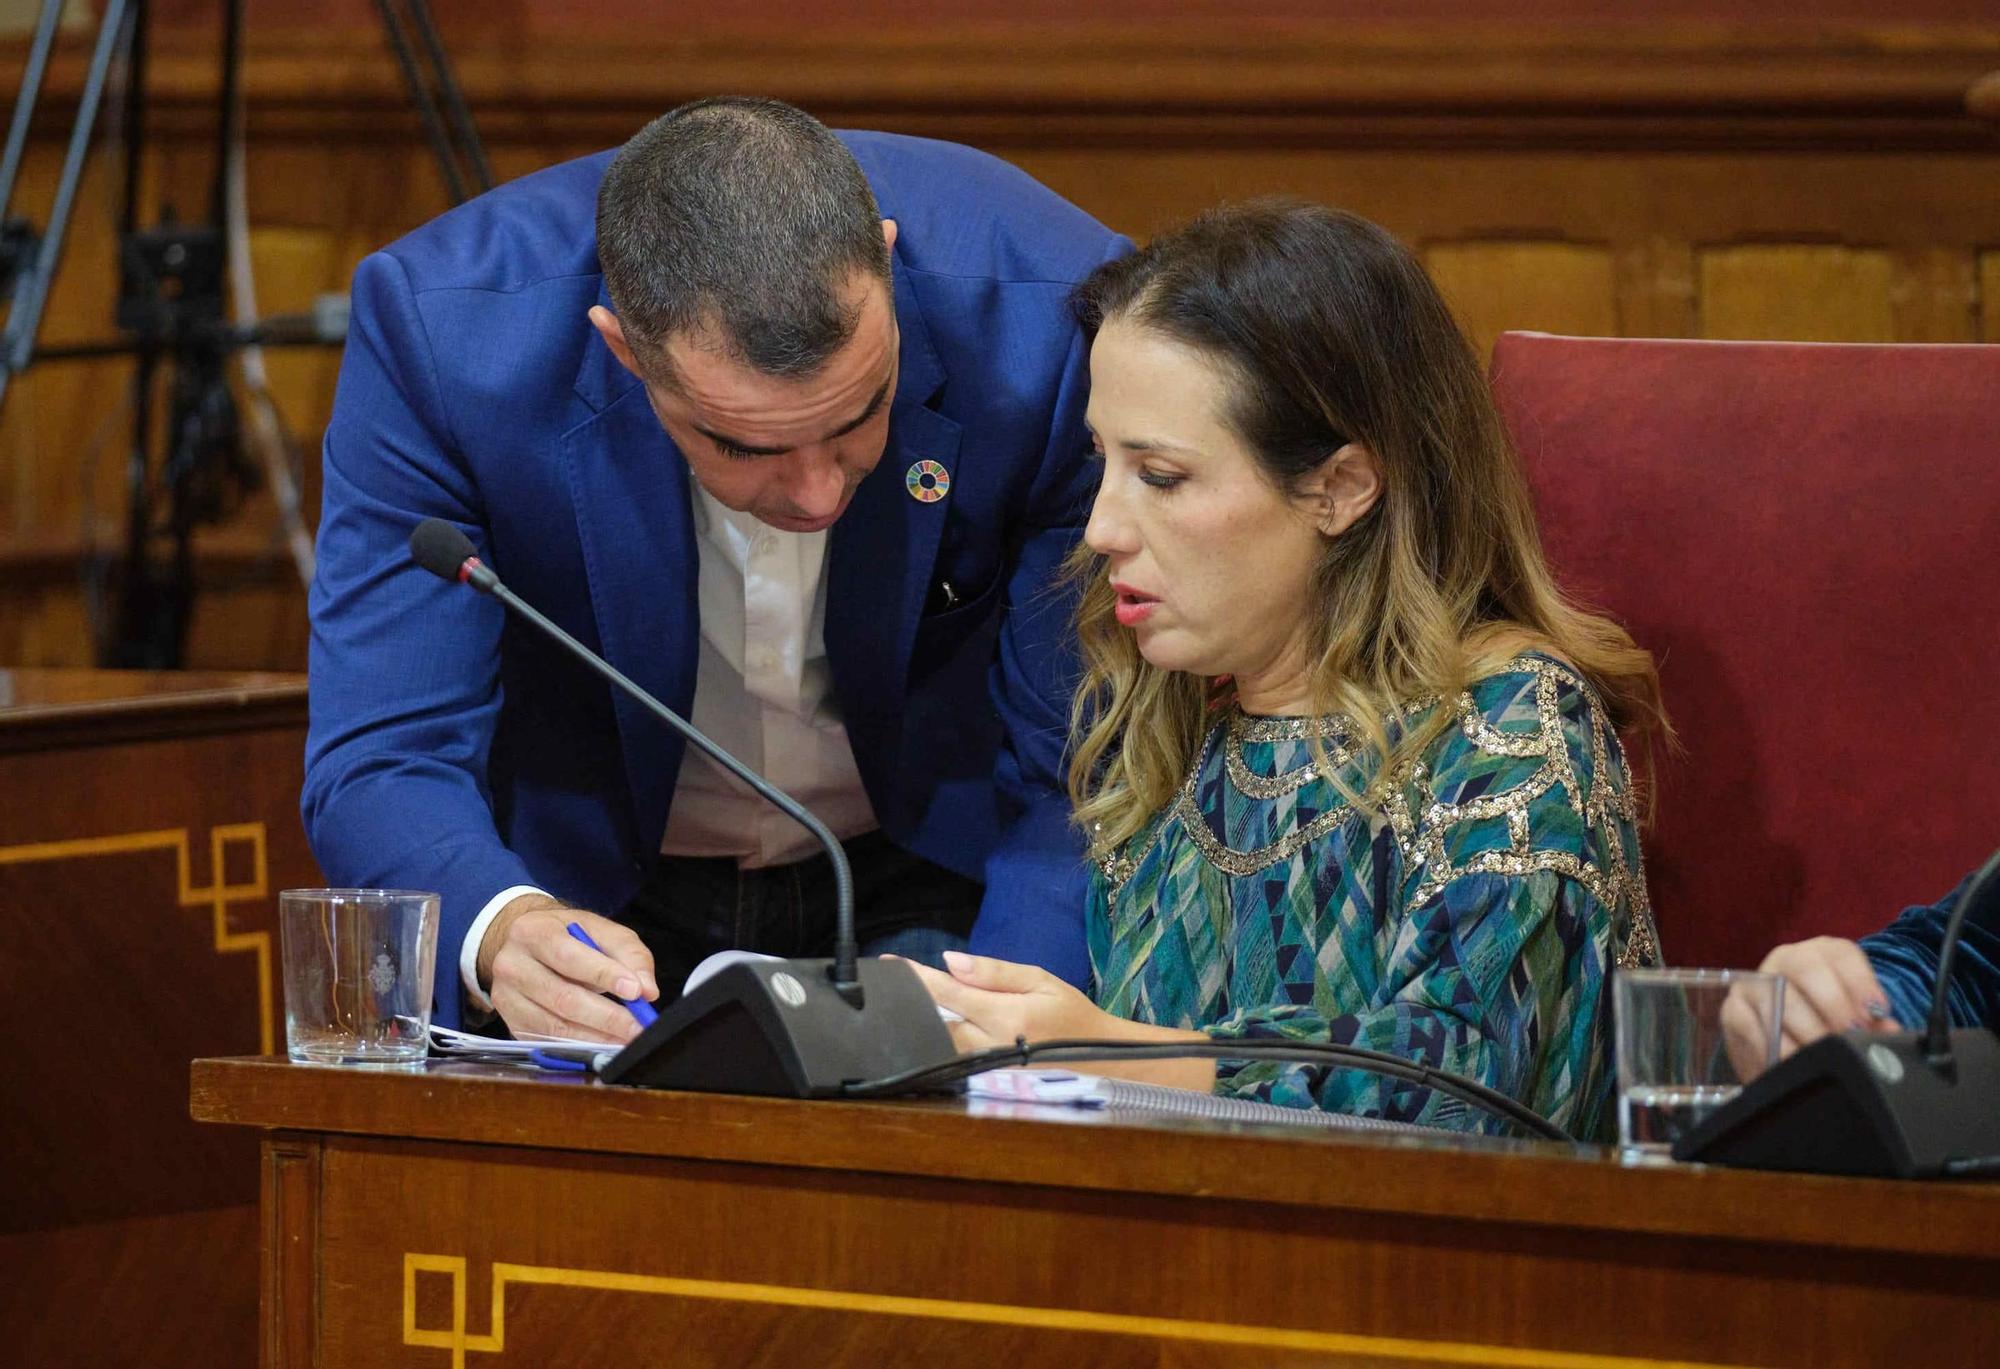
[119,0,144,239]
[405,0,492,196]
[208,0,244,236]
[374,0,468,205]
[842,1035,1570,1142]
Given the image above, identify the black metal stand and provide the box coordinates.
[373,0,492,206]
[0,0,490,667]
[0,0,131,415]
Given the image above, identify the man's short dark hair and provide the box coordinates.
[596,97,891,380]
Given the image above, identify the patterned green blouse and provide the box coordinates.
[1087,654,1660,1139]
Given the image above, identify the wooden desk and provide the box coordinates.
[193,1057,2000,1369]
[0,671,318,1367]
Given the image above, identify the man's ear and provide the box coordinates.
[588,305,644,379]
[1302,442,1384,538]
[881,218,898,254]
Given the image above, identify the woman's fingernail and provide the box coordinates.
[615,976,639,999]
[942,950,973,972]
[1867,999,1891,1020]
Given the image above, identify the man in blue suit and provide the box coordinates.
[305,98,1128,1038]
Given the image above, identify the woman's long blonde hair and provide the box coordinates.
[1067,200,1668,855]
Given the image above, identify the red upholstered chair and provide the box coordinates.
[1489,333,2000,971]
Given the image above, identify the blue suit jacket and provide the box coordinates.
[304,132,1130,1026]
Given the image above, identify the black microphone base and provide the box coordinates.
[599,956,959,1099]
[1672,1027,2000,1179]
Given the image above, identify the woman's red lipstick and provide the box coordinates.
[1111,582,1158,627]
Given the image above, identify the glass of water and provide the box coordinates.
[1614,967,1783,1158]
[280,889,439,1068]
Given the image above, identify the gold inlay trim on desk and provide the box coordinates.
[401,1252,1745,1369]
[0,824,274,1052]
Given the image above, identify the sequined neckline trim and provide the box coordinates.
[1228,711,1354,744]
[1222,691,1441,798]
[1180,728,1360,877]
[1224,723,1353,800]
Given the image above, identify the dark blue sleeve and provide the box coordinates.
[965,242,1130,986]
[302,250,538,1028]
[1859,871,2000,1030]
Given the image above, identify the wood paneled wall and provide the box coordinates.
[2,12,1996,669]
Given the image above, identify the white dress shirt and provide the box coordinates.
[457,477,878,1010]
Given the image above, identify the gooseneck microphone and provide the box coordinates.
[1676,845,2000,1178]
[1922,845,2000,1066]
[409,517,860,996]
[409,518,954,1096]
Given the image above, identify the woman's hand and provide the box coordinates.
[900,950,1119,1052]
[1722,936,1897,1080]
[897,950,1219,1091]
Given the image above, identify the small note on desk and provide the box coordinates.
[967,1068,1445,1135]
[428,1024,614,1064]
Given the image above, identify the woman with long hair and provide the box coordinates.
[907,200,1666,1138]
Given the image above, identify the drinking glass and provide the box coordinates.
[280,889,439,1068]
[1614,967,1783,1157]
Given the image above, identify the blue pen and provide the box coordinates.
[530,1048,595,1073]
[565,921,660,1028]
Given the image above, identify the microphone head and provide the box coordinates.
[409,519,477,582]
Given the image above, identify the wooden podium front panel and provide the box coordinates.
[195,1059,2000,1369]
[0,671,319,1368]
[305,1136,1991,1368]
